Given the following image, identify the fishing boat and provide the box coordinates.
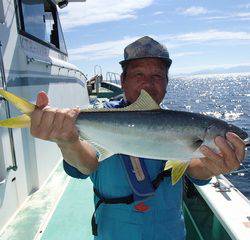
[0,0,249,239]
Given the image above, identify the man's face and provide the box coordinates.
[121,58,168,104]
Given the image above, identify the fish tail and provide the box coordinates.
[0,114,31,128]
[164,160,189,185]
[0,89,35,128]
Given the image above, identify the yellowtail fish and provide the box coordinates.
[0,89,248,184]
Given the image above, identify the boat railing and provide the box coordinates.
[26,56,52,67]
[0,41,17,172]
[105,71,121,86]
[0,178,6,185]
[26,56,87,80]
[94,65,102,76]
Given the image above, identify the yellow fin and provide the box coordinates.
[165,160,189,185]
[0,89,35,114]
[82,89,160,113]
[95,145,113,162]
[0,114,31,128]
[164,161,173,171]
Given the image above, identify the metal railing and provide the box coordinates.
[105,71,121,85]
[26,56,88,80]
[0,179,6,185]
[94,65,102,76]
[0,41,18,172]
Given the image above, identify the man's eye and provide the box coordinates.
[153,75,165,81]
[135,73,143,77]
[132,73,144,81]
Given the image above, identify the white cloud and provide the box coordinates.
[238,4,250,9]
[68,36,141,61]
[173,62,250,74]
[236,12,250,17]
[180,6,208,16]
[59,0,153,30]
[172,51,203,58]
[162,29,250,43]
[68,29,250,62]
[202,11,250,21]
[153,11,164,15]
[235,12,250,21]
[203,15,231,20]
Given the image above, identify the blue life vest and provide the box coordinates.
[91,99,172,236]
[103,98,162,201]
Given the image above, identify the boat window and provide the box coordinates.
[57,15,67,54]
[19,0,67,54]
[21,1,47,43]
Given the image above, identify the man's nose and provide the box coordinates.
[142,77,154,87]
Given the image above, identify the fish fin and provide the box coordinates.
[164,161,173,171]
[95,145,113,162]
[0,89,35,114]
[0,114,31,128]
[79,132,113,162]
[122,89,160,111]
[81,89,160,113]
[164,160,189,185]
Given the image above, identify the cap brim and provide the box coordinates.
[119,57,172,67]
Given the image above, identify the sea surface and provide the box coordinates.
[162,73,250,199]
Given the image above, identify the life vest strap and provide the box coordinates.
[91,168,171,236]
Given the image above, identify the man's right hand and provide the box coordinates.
[30,91,80,146]
[30,91,98,175]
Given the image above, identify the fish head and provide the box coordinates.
[198,121,248,155]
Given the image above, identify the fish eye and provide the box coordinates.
[192,138,203,149]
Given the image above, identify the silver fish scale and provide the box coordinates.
[76,109,247,161]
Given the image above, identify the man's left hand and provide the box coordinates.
[187,132,247,179]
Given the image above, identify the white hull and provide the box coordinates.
[0,0,89,232]
[195,175,250,240]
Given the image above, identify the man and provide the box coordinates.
[31,36,246,240]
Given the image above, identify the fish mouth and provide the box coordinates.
[245,138,250,147]
[227,124,248,141]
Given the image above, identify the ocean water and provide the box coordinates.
[163,73,250,199]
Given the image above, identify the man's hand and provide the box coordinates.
[187,132,246,180]
[30,91,98,175]
[30,91,80,145]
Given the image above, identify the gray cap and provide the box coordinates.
[119,36,172,67]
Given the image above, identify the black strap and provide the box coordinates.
[152,169,172,189]
[91,169,171,236]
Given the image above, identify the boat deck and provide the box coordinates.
[40,178,94,240]
[0,162,94,240]
[1,81,249,240]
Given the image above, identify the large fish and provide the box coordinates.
[0,89,248,184]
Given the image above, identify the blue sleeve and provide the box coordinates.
[63,160,89,179]
[186,174,211,186]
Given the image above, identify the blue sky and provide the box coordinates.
[59,0,250,77]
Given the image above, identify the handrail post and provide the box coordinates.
[0,41,18,171]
